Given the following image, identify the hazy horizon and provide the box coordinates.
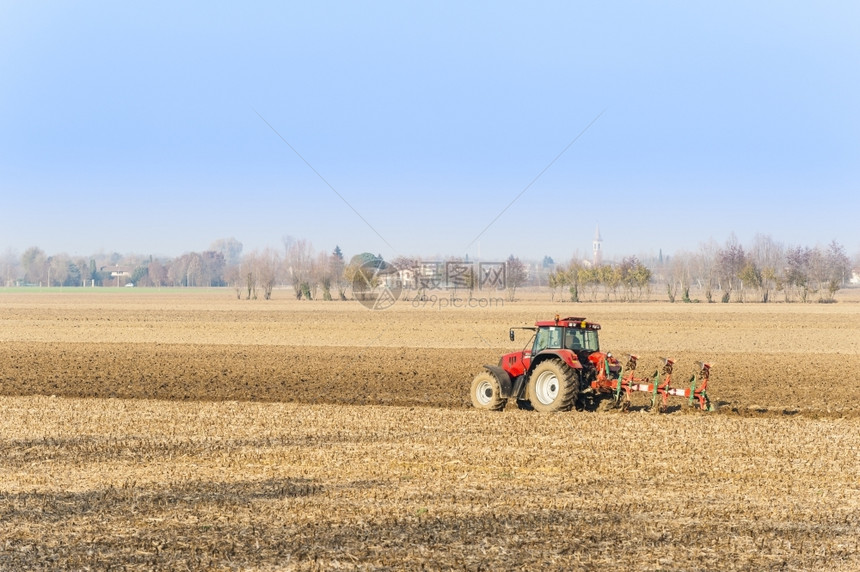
[2,231,856,270]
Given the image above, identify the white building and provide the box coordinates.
[592,224,603,266]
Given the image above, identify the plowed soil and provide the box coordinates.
[2,342,860,417]
[1,289,859,417]
[2,289,859,570]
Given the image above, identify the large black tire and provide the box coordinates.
[526,359,578,412]
[470,371,507,411]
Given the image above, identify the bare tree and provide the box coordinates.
[506,255,526,301]
[821,240,851,301]
[2,248,20,287]
[598,264,620,301]
[225,265,242,299]
[693,239,719,303]
[785,245,812,302]
[330,246,347,300]
[165,252,204,287]
[72,257,88,286]
[565,258,585,302]
[285,238,314,300]
[200,251,226,286]
[312,251,335,300]
[167,255,187,287]
[258,248,281,300]
[21,247,47,285]
[809,247,830,302]
[666,252,693,303]
[579,266,600,302]
[617,258,635,302]
[738,261,763,302]
[548,266,568,302]
[614,256,651,302]
[186,253,203,287]
[631,259,652,300]
[147,259,167,288]
[717,236,746,302]
[239,252,259,300]
[783,241,849,302]
[749,234,785,302]
[48,254,70,287]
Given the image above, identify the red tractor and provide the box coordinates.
[471,316,714,413]
[470,316,621,412]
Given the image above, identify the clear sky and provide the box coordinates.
[1,1,858,263]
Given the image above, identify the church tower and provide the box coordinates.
[592,224,603,266]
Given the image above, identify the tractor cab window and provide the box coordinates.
[583,330,599,351]
[565,329,584,350]
[566,328,600,352]
[533,327,562,353]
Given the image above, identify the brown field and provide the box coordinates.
[1,288,859,570]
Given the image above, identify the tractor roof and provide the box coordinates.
[533,316,601,330]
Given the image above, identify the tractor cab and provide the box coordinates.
[531,322,600,354]
[503,316,605,378]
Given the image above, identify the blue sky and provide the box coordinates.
[1,1,858,263]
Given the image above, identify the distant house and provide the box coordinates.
[100,265,132,286]
[397,267,414,287]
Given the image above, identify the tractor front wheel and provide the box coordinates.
[470,371,507,411]
[527,359,578,412]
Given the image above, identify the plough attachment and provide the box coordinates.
[686,361,714,411]
[590,355,714,413]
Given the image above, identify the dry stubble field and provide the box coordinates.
[1,289,859,570]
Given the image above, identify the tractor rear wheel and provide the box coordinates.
[527,359,578,412]
[470,371,507,411]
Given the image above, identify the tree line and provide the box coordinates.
[0,237,530,301]
[660,235,853,303]
[1,234,856,302]
[548,256,653,302]
[546,234,854,303]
